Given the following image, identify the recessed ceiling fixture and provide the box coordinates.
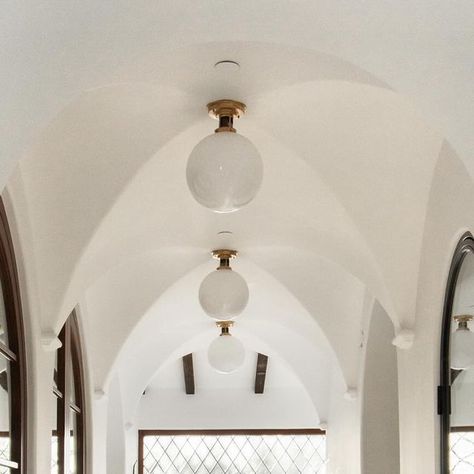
[214,60,241,72]
[199,249,249,321]
[186,99,263,213]
[208,321,245,374]
[451,315,474,370]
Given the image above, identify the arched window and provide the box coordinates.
[52,311,87,474]
[0,198,27,472]
[440,232,474,473]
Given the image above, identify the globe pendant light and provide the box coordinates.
[208,321,245,374]
[199,249,249,321]
[186,99,263,213]
[451,315,474,370]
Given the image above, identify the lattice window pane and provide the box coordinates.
[142,433,327,473]
[451,432,474,472]
[51,435,59,474]
[0,436,10,474]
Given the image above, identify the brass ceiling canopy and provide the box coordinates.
[207,99,247,133]
[216,320,234,335]
[212,249,238,260]
[207,99,246,120]
[454,314,474,329]
[212,249,238,269]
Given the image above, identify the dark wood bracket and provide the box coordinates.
[255,353,268,394]
[182,353,195,395]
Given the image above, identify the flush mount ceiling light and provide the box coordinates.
[186,99,263,213]
[208,321,245,374]
[199,249,249,321]
[451,315,474,370]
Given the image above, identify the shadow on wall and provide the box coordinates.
[362,300,400,474]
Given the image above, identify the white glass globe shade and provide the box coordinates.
[208,335,245,374]
[199,269,249,320]
[451,328,474,369]
[186,132,263,213]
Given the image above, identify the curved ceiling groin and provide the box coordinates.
[3,7,471,437]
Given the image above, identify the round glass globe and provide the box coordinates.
[199,269,249,320]
[451,328,474,369]
[186,131,263,213]
[208,334,245,374]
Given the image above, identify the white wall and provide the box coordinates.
[137,388,319,430]
[397,142,474,474]
[106,376,126,474]
[362,301,400,474]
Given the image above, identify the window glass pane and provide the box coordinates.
[69,410,78,474]
[0,281,8,348]
[450,431,474,472]
[0,357,10,463]
[68,352,77,407]
[0,200,25,473]
[51,396,59,474]
[142,433,327,473]
[450,251,474,473]
[53,351,59,391]
[54,314,85,474]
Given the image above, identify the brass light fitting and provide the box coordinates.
[207,99,247,133]
[454,314,474,329]
[212,249,238,270]
[216,320,234,336]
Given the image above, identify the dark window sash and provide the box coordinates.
[54,311,86,474]
[0,198,27,473]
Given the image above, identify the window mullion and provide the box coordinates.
[57,321,71,474]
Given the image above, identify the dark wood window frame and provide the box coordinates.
[439,232,474,473]
[54,311,87,473]
[138,429,326,474]
[0,198,27,472]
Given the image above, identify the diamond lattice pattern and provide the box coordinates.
[142,433,327,473]
[51,435,59,474]
[451,432,474,473]
[0,436,9,474]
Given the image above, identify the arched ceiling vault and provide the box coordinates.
[2,1,472,184]
[85,255,365,389]
[96,259,348,423]
[9,71,442,337]
[2,4,471,437]
[2,28,468,423]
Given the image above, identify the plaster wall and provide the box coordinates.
[325,376,361,474]
[362,301,400,474]
[107,376,126,474]
[397,143,474,474]
[137,388,319,430]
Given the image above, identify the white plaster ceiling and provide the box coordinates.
[138,352,321,430]
[94,259,343,423]
[2,1,473,424]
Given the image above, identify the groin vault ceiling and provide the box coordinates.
[1,1,472,426]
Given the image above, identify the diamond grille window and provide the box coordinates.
[0,436,9,474]
[141,432,327,473]
[451,432,474,472]
[51,435,58,474]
